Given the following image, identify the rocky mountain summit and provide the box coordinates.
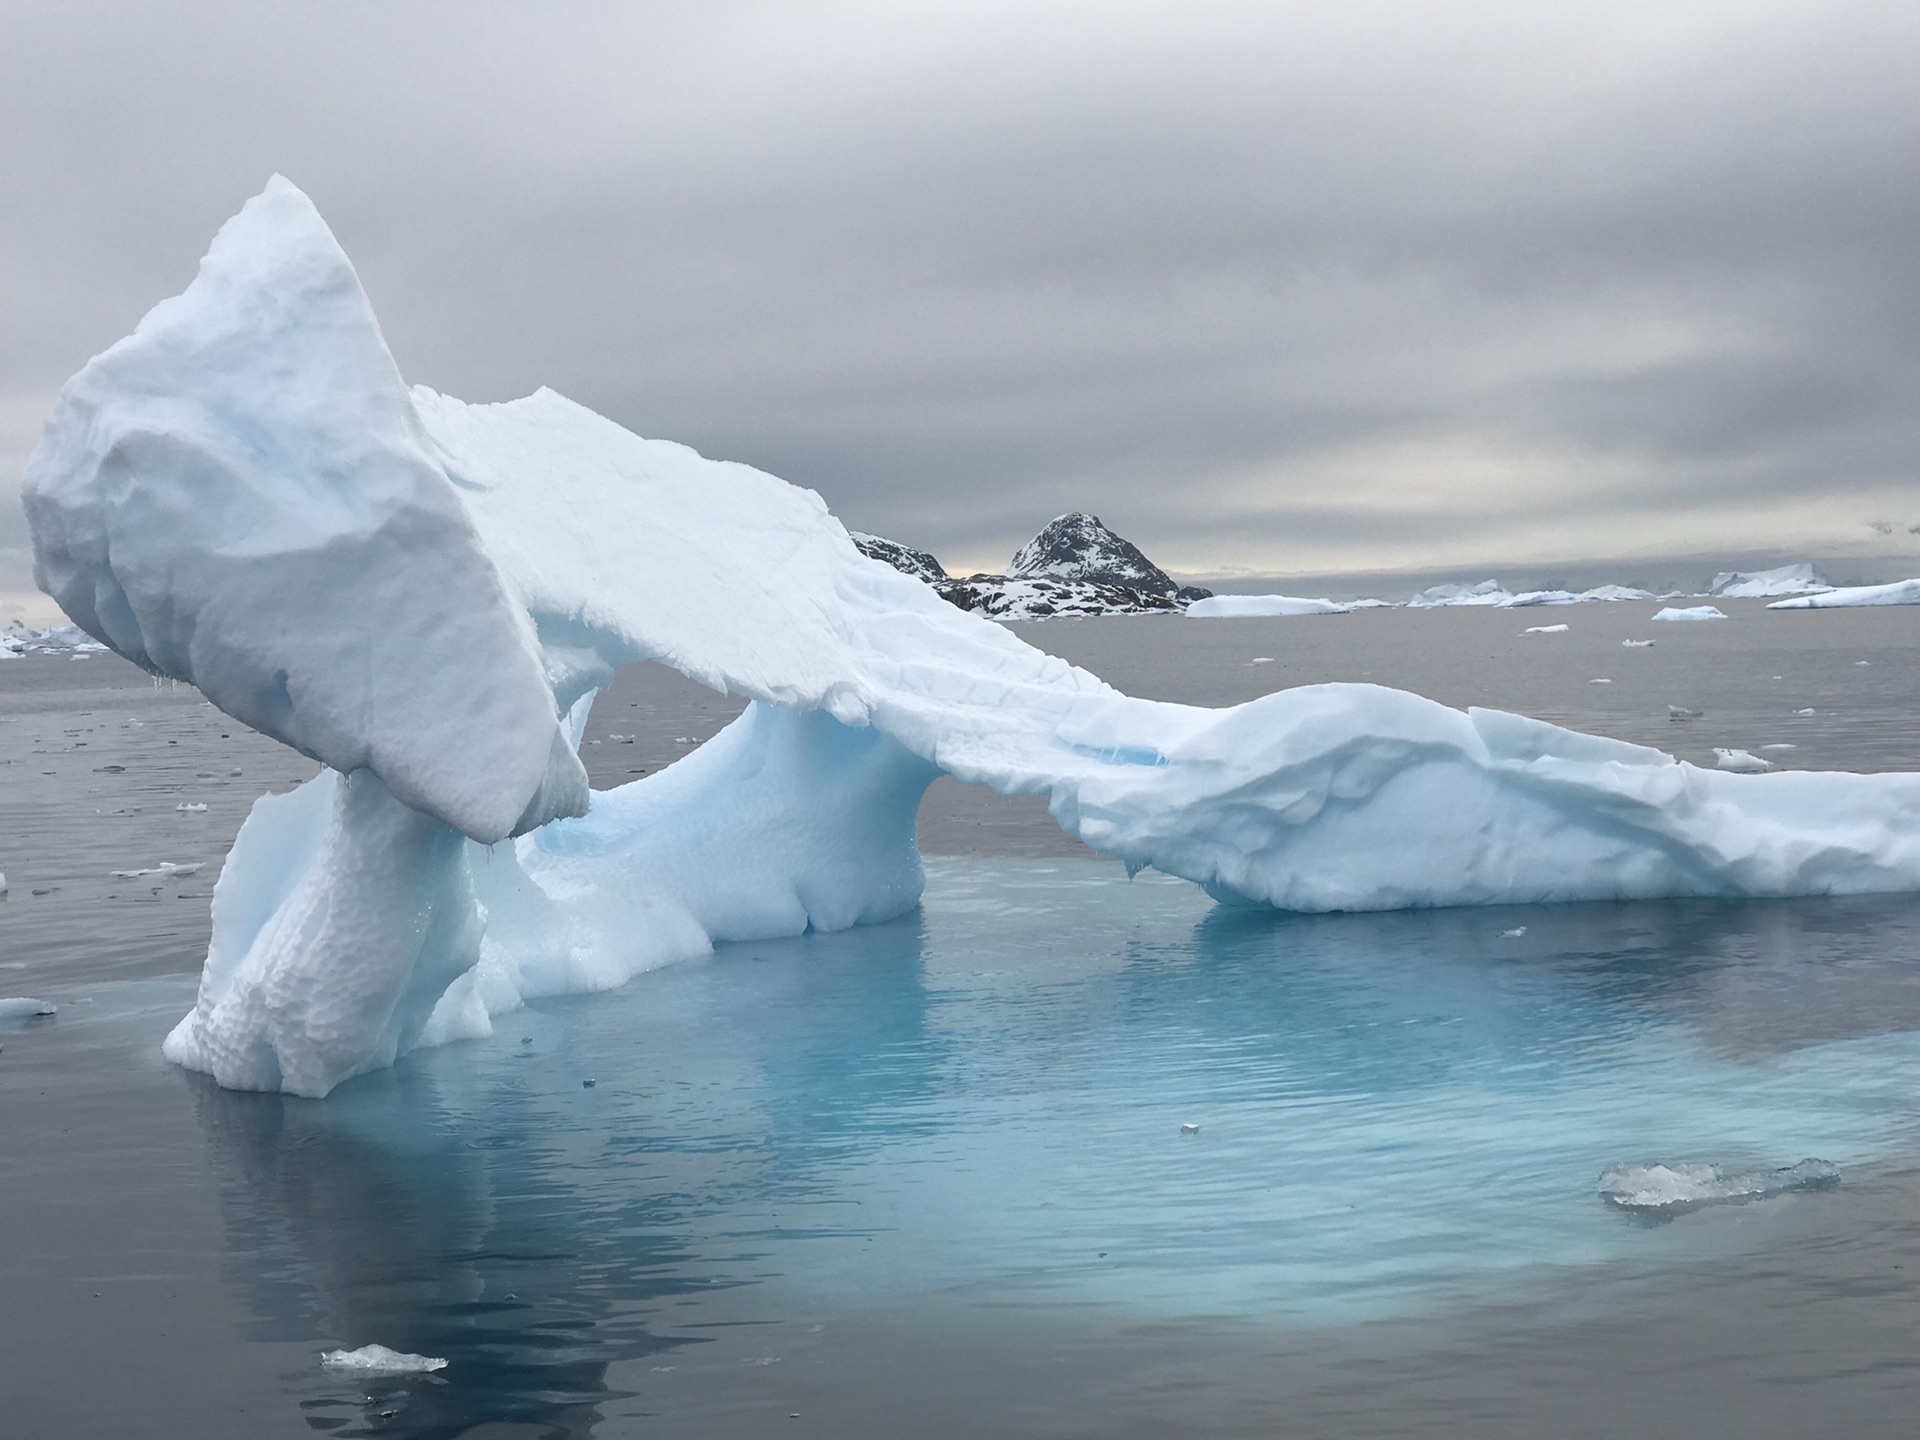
[852,512,1211,619]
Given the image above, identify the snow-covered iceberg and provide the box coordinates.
[1708,563,1831,598]
[1769,579,1920,610]
[24,179,1920,1096]
[1407,579,1652,609]
[1186,594,1350,618]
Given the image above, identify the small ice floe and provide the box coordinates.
[1621,638,1655,648]
[1762,743,1796,751]
[1523,624,1568,634]
[1714,747,1772,773]
[608,734,635,743]
[1598,1159,1839,1214]
[1589,678,1611,684]
[1499,926,1528,938]
[0,998,58,1019]
[1855,660,1871,666]
[1667,705,1702,722]
[1180,1123,1200,1135]
[1245,656,1275,665]
[0,870,7,897]
[109,861,205,880]
[1794,707,1817,716]
[175,802,208,813]
[1652,605,1726,622]
[319,1344,448,1374]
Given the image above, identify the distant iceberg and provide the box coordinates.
[1186,594,1351,618]
[1651,605,1727,622]
[1708,563,1831,598]
[1769,578,1920,610]
[25,179,1920,1096]
[1408,579,1652,609]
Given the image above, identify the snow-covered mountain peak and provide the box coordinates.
[1006,512,1179,594]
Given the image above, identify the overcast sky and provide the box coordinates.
[3,0,1917,584]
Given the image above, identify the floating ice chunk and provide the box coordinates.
[1652,606,1726,622]
[1523,624,1568,634]
[1622,639,1655,648]
[1180,1123,1200,1135]
[0,998,57,1018]
[1762,743,1796,751]
[110,861,204,879]
[1597,1159,1839,1213]
[1714,748,1772,773]
[1186,595,1350,618]
[1708,564,1831,598]
[1589,678,1611,684]
[1795,707,1817,716]
[176,802,209,813]
[319,1344,448,1374]
[0,870,6,895]
[1769,578,1920,609]
[1499,926,1527,937]
[1668,705,1701,721]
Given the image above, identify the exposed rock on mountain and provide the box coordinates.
[1007,513,1212,603]
[935,575,1182,619]
[850,531,947,584]
[851,512,1209,619]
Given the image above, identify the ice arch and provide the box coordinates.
[24,179,1920,1095]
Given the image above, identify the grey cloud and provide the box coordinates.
[3,0,1917,580]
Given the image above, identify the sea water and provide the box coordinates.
[12,857,1920,1436]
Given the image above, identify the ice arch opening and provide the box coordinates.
[25,178,1920,1095]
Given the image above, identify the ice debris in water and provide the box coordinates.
[1499,926,1527,937]
[1714,747,1773,773]
[1668,705,1702,722]
[0,998,58,1019]
[1597,1159,1839,1213]
[1180,1123,1200,1135]
[1523,623,1568,634]
[320,1344,448,1374]
[109,861,204,879]
[1622,639,1655,648]
[175,802,208,813]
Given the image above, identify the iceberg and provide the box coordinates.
[1185,594,1351,618]
[1769,579,1920,610]
[1708,563,1831,598]
[24,179,1920,1096]
[1407,579,1652,608]
[1651,605,1726,622]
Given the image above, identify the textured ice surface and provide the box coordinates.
[319,1344,448,1374]
[1770,579,1920,609]
[1186,594,1350,617]
[1410,580,1652,608]
[1653,606,1727,622]
[1597,1159,1840,1213]
[26,178,1920,1094]
[1709,564,1831,598]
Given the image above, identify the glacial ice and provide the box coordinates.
[1709,563,1831,598]
[1596,1159,1839,1213]
[320,1344,448,1374]
[1769,578,1920,609]
[24,178,1920,1095]
[1408,580,1652,608]
[1651,605,1726,622]
[1185,594,1350,617]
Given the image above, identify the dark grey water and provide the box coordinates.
[4,601,1920,1437]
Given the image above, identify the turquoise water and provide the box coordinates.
[16,857,1920,1436]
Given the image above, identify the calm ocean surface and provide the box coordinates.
[5,602,1920,1437]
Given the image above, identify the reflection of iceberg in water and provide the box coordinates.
[185,913,944,1435]
[24,177,1920,1095]
[181,863,1920,1391]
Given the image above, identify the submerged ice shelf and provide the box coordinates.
[23,177,1920,1095]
